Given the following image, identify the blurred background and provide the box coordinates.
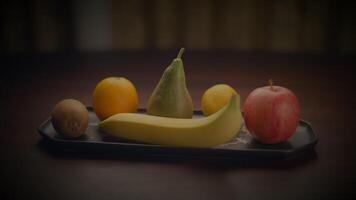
[1,0,356,55]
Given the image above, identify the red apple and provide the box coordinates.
[243,81,300,144]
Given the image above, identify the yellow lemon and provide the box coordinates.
[201,84,239,116]
[92,77,139,120]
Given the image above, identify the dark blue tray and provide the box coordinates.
[38,108,317,160]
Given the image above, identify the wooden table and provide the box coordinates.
[1,51,355,200]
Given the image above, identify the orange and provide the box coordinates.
[201,84,239,116]
[92,77,139,120]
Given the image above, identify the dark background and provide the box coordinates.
[1,0,356,54]
[1,0,356,200]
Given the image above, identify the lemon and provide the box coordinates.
[92,77,139,120]
[201,84,240,116]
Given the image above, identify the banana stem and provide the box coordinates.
[269,79,274,91]
[177,48,185,59]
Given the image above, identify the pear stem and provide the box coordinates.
[269,79,274,91]
[177,48,185,59]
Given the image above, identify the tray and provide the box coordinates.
[38,108,317,160]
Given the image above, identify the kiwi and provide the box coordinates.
[51,99,89,138]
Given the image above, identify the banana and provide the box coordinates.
[99,95,242,147]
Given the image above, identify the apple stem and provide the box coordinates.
[269,79,274,91]
[177,47,185,59]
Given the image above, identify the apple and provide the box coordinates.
[243,80,300,144]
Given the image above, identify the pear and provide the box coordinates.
[147,48,193,118]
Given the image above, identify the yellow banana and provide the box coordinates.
[99,95,242,147]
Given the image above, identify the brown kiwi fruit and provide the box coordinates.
[51,99,89,138]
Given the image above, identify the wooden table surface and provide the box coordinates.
[1,51,356,200]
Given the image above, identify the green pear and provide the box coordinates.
[147,48,193,118]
